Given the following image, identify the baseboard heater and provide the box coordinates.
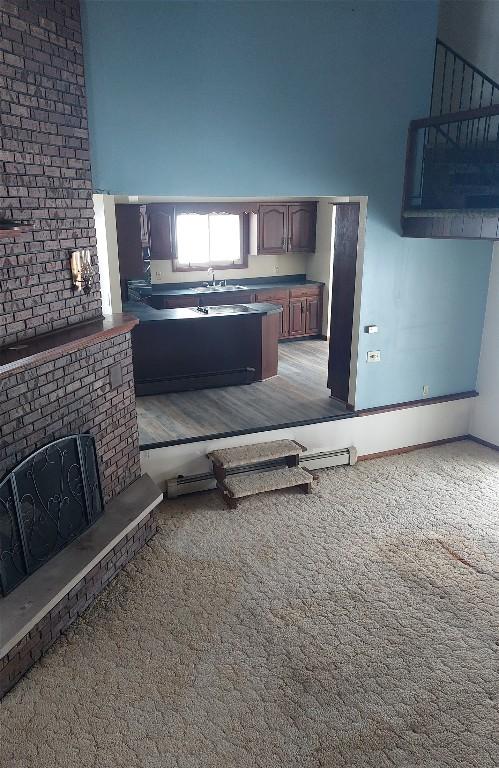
[166,445,357,498]
[135,367,256,396]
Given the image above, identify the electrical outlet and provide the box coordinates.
[274,265,279,274]
[423,384,430,397]
[155,270,162,278]
[367,350,381,363]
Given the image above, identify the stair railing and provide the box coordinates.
[431,38,499,116]
[402,104,499,211]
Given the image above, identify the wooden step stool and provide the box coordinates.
[208,439,314,508]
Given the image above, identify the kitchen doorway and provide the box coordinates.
[94,194,366,447]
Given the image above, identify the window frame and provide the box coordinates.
[172,211,249,272]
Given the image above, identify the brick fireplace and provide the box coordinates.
[0,0,160,699]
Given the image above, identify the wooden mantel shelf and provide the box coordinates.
[0,220,31,237]
[0,227,31,238]
[0,314,139,380]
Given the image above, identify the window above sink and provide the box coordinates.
[174,211,249,272]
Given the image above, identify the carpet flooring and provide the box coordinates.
[1,441,498,768]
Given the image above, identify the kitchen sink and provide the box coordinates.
[192,284,247,292]
[194,304,253,315]
[216,285,247,291]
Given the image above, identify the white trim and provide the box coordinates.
[93,193,122,315]
[348,198,368,408]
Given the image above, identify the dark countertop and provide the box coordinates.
[129,275,323,298]
[124,301,283,322]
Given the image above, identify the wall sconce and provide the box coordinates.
[70,249,94,295]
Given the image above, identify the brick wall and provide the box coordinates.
[0,0,101,347]
[0,331,141,502]
[0,1,152,702]
[0,509,158,700]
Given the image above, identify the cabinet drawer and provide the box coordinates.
[289,284,322,298]
[254,289,290,303]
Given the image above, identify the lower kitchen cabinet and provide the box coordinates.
[305,296,321,335]
[257,284,323,339]
[255,289,290,338]
[147,283,323,338]
[289,298,307,336]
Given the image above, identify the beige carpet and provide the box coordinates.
[1,441,498,768]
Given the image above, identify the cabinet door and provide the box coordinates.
[258,205,288,254]
[255,289,290,338]
[281,302,290,338]
[305,297,321,335]
[147,204,175,260]
[289,299,306,336]
[115,204,144,280]
[287,203,317,252]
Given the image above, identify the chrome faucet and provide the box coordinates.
[207,267,216,286]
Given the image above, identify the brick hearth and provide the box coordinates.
[0,514,158,700]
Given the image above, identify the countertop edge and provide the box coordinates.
[132,278,324,298]
[125,302,283,323]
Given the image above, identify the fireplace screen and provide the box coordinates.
[0,434,103,597]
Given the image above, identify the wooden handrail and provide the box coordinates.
[411,103,499,130]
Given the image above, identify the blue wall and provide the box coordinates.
[82,0,492,408]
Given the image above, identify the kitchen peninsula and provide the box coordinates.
[127,300,282,394]
[129,277,324,340]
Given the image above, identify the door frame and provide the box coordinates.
[326,197,367,409]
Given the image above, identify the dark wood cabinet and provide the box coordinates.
[255,284,323,339]
[288,203,317,252]
[147,204,175,260]
[255,289,289,338]
[305,296,321,334]
[115,204,143,280]
[258,202,317,254]
[289,298,307,336]
[258,205,288,254]
[116,203,175,279]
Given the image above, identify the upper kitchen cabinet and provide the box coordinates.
[115,204,143,280]
[147,204,176,260]
[257,202,317,254]
[287,203,317,252]
[258,205,288,254]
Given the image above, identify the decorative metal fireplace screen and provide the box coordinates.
[0,434,103,597]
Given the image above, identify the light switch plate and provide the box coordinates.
[365,325,379,334]
[109,363,123,389]
[367,350,381,363]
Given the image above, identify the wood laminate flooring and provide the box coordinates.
[136,340,350,445]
